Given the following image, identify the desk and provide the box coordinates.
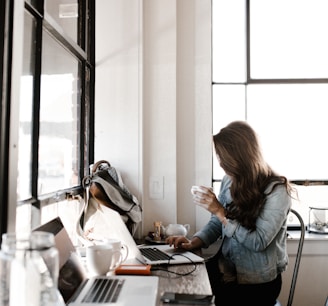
[152,263,213,305]
[141,239,221,305]
[131,238,220,306]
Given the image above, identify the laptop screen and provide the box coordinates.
[33,217,86,303]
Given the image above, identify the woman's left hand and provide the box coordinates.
[192,186,225,217]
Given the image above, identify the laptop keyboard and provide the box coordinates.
[140,247,173,261]
[82,278,124,303]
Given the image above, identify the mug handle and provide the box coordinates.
[121,244,129,262]
[109,250,123,271]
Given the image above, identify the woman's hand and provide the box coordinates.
[192,186,220,213]
[165,236,204,250]
[165,236,192,249]
[192,186,226,223]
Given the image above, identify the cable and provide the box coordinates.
[151,253,197,277]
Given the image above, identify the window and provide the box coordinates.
[212,0,328,218]
[14,0,94,234]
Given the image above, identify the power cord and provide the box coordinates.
[150,253,197,276]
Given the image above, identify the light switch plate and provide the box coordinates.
[149,176,164,199]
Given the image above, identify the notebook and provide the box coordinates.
[34,217,159,305]
[82,207,205,266]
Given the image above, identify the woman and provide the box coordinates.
[166,121,293,306]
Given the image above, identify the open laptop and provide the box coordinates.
[80,206,204,266]
[34,217,158,305]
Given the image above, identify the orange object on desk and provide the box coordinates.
[115,264,152,276]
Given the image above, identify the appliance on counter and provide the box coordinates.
[307,206,328,234]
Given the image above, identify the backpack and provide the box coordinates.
[77,160,142,244]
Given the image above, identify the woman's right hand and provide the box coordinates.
[165,236,192,250]
[165,236,203,250]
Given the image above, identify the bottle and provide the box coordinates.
[0,231,65,306]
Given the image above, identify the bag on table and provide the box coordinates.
[76,160,142,245]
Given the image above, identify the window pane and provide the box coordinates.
[247,84,328,180]
[250,0,328,79]
[41,198,82,246]
[44,0,79,45]
[39,30,80,194]
[17,12,36,200]
[212,0,246,83]
[212,84,246,179]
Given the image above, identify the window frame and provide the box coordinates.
[22,0,95,206]
[0,0,14,237]
[0,0,95,239]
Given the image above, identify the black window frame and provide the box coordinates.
[0,0,95,240]
[0,0,14,237]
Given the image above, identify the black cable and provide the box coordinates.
[151,253,197,277]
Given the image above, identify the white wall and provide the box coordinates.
[279,237,328,306]
[95,0,142,235]
[95,0,212,237]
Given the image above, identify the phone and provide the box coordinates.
[160,292,215,305]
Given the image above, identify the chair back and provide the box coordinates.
[285,208,305,306]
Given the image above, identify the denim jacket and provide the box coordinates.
[194,175,291,284]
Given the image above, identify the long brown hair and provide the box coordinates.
[213,121,292,231]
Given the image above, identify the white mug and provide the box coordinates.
[86,244,122,276]
[101,238,129,267]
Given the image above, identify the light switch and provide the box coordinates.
[149,176,164,199]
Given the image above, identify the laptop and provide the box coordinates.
[34,217,159,305]
[80,206,205,266]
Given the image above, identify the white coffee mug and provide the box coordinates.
[101,238,129,267]
[86,244,122,276]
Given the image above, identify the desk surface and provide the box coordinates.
[132,239,220,305]
[146,242,220,306]
[145,239,221,305]
[152,263,213,306]
[78,239,217,306]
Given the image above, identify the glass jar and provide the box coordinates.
[308,206,328,234]
[0,231,64,306]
